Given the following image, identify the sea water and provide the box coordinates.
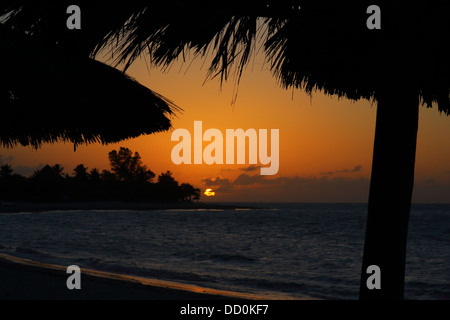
[0,203,449,299]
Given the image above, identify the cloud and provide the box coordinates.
[413,179,450,203]
[12,164,47,177]
[219,165,260,173]
[239,165,260,172]
[233,173,265,185]
[423,178,437,185]
[0,155,14,164]
[203,173,272,189]
[321,165,363,175]
[201,172,370,202]
[0,163,46,177]
[202,170,450,203]
[0,155,47,177]
[201,176,233,191]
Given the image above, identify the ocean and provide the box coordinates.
[0,203,449,300]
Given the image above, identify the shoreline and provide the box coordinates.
[0,201,290,301]
[0,253,282,300]
[0,200,258,213]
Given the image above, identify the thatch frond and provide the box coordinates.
[2,1,449,115]
[91,0,450,114]
[0,24,180,149]
[262,1,450,113]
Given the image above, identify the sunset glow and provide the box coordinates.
[0,53,449,203]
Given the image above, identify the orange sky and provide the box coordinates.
[1,52,449,203]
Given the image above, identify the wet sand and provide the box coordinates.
[0,253,271,300]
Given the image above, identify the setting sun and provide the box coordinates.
[204,189,216,197]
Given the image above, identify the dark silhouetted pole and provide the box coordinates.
[360,74,419,299]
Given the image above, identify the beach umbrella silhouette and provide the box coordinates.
[2,1,449,299]
[0,24,179,150]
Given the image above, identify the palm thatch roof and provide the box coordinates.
[1,1,448,143]
[114,0,448,114]
[5,1,441,114]
[262,2,450,113]
[0,20,179,150]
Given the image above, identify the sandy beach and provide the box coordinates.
[0,253,257,300]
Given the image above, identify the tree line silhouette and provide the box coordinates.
[0,147,201,203]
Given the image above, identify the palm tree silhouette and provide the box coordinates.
[2,1,449,299]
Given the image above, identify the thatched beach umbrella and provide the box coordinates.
[0,24,179,149]
[3,1,449,299]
